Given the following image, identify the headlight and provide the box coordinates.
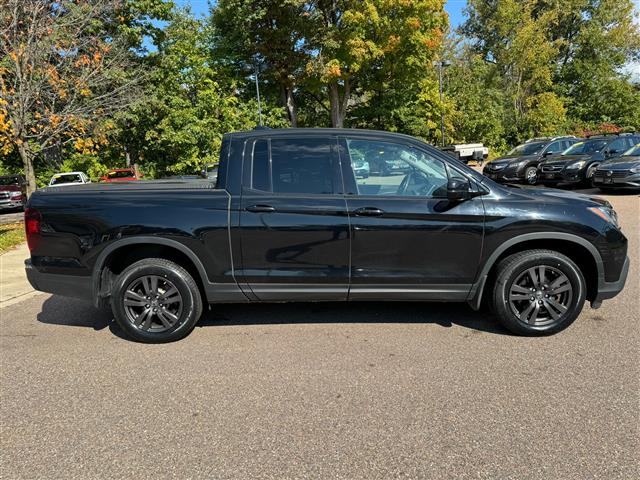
[9,191,22,198]
[565,160,586,170]
[630,166,640,174]
[588,206,619,228]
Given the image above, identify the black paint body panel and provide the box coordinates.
[25,128,629,308]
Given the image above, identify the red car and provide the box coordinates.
[100,168,142,182]
[0,174,26,211]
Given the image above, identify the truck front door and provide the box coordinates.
[339,136,485,301]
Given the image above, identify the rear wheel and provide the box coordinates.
[111,258,203,343]
[491,250,586,335]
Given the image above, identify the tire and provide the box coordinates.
[491,249,586,336]
[524,166,538,185]
[585,165,598,187]
[110,258,203,343]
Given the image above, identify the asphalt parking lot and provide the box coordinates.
[1,188,638,479]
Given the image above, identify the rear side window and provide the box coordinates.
[250,138,335,195]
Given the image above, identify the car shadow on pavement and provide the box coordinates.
[36,295,510,338]
[200,301,509,335]
[37,296,112,331]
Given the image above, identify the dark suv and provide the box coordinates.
[483,136,579,185]
[538,133,640,187]
[592,143,640,191]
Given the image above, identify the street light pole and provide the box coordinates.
[254,60,263,127]
[434,60,450,147]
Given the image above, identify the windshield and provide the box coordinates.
[507,142,545,156]
[0,177,19,186]
[622,144,640,157]
[108,170,134,178]
[562,140,606,155]
[51,174,82,185]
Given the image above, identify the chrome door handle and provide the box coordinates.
[353,207,384,216]
[245,204,276,213]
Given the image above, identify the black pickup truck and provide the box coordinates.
[25,128,629,342]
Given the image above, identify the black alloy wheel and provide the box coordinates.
[111,258,203,343]
[491,249,586,335]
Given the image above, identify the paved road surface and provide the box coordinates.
[1,193,638,479]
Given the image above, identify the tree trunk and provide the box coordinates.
[328,80,350,128]
[17,141,37,197]
[279,83,298,127]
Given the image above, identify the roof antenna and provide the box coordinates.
[254,58,263,127]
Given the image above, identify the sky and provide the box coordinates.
[168,0,638,79]
[173,0,469,28]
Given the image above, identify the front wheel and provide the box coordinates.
[491,249,586,335]
[524,166,538,185]
[111,258,203,343]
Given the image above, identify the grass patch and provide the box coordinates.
[0,223,25,254]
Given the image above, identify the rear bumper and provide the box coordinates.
[25,259,93,301]
[594,255,630,304]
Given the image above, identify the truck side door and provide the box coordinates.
[339,135,485,301]
[237,136,350,301]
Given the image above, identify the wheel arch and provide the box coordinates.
[91,237,210,308]
[468,232,603,309]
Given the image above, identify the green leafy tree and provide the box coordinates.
[305,0,447,128]
[128,8,286,177]
[211,0,308,126]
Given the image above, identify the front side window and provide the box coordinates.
[545,141,562,154]
[250,137,335,195]
[345,138,449,197]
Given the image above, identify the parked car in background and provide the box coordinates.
[538,133,640,187]
[162,175,202,181]
[483,136,579,185]
[351,159,370,178]
[592,143,640,192]
[24,128,629,343]
[0,174,26,211]
[202,164,218,183]
[48,172,91,188]
[441,143,489,164]
[100,168,140,182]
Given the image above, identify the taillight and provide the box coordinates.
[24,208,42,252]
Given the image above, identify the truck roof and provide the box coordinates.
[224,127,425,143]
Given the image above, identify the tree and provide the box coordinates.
[0,0,146,195]
[211,0,308,126]
[302,0,446,128]
[128,8,287,177]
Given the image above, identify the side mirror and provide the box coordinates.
[447,177,472,201]
[543,150,554,157]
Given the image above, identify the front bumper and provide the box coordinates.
[0,200,23,210]
[592,173,640,189]
[593,256,630,305]
[483,168,525,183]
[25,259,93,301]
[537,168,585,184]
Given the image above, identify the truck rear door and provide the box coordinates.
[237,135,350,301]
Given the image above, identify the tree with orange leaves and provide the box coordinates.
[0,0,143,195]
